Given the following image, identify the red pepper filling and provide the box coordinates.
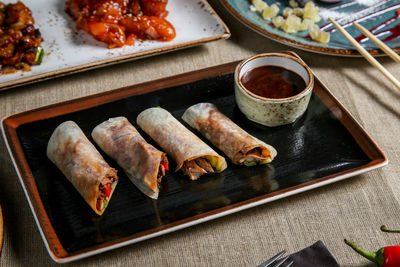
[103,183,111,198]
[157,155,169,182]
[163,161,169,171]
[96,176,116,212]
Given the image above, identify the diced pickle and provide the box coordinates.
[303,2,320,22]
[283,7,293,18]
[289,0,298,8]
[262,4,279,20]
[293,7,304,17]
[308,23,320,40]
[300,19,314,31]
[248,0,329,44]
[282,15,301,33]
[272,16,284,28]
[317,30,330,44]
[252,0,268,12]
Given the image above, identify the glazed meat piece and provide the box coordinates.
[0,1,43,74]
[65,0,175,48]
[5,1,34,27]
[120,15,175,41]
[141,0,168,18]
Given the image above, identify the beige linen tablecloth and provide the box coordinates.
[1,1,400,266]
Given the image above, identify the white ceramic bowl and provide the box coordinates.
[234,52,314,127]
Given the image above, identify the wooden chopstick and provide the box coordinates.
[353,21,400,64]
[329,18,400,91]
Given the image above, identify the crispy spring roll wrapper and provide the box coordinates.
[182,103,277,165]
[47,121,118,215]
[137,108,227,180]
[91,117,168,199]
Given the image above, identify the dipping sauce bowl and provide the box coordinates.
[234,52,314,127]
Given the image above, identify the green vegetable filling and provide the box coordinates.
[243,161,257,166]
[34,47,44,65]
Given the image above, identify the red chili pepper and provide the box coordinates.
[381,225,400,233]
[103,183,111,198]
[383,246,400,267]
[344,239,400,267]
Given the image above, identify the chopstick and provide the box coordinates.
[353,21,400,64]
[328,18,400,91]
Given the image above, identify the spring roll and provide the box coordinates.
[137,108,227,180]
[47,121,118,215]
[91,117,168,199]
[182,103,277,166]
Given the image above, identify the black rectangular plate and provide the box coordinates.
[2,61,387,262]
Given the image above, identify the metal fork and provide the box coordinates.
[258,250,294,267]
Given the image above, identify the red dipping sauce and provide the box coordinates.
[241,66,306,99]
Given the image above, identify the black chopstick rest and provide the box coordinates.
[289,240,340,267]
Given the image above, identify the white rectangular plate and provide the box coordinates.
[0,0,230,90]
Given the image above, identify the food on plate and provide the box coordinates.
[137,107,227,180]
[0,1,44,74]
[182,103,277,166]
[303,1,320,22]
[92,117,168,199]
[65,0,176,48]
[47,121,118,215]
[289,0,298,8]
[308,22,330,44]
[261,4,279,20]
[249,0,330,44]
